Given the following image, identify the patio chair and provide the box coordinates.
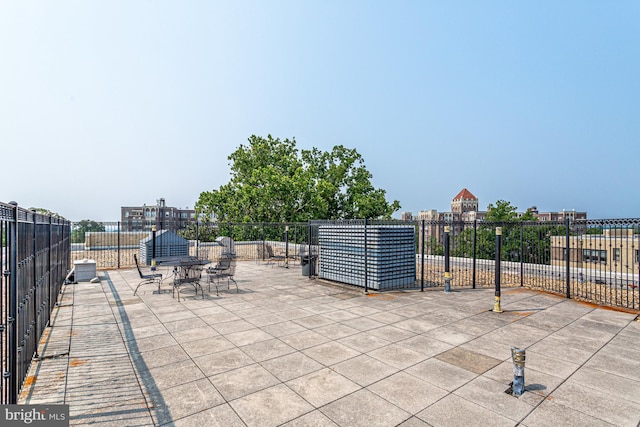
[265,244,285,267]
[133,254,163,295]
[206,257,238,296]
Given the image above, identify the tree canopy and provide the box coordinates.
[196,135,400,222]
[71,220,105,243]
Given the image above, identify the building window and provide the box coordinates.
[613,248,621,262]
[582,249,607,264]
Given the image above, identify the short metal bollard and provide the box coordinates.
[511,347,526,396]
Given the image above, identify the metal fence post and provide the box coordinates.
[421,220,425,292]
[520,222,524,287]
[117,222,121,269]
[151,226,157,270]
[32,211,38,359]
[494,226,503,313]
[364,219,368,294]
[285,226,289,268]
[444,225,451,292]
[565,217,571,299]
[8,202,18,403]
[472,220,477,289]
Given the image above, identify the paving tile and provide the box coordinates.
[313,323,361,340]
[584,345,640,382]
[393,318,441,334]
[337,331,391,353]
[172,403,245,427]
[281,410,339,426]
[245,313,287,327]
[332,354,398,387]
[321,388,411,427]
[225,327,275,346]
[458,335,514,360]
[519,399,618,427]
[453,376,535,422]
[397,335,454,357]
[230,383,314,427]
[406,358,477,392]
[137,344,191,370]
[319,309,360,322]
[417,394,515,427]
[367,343,428,370]
[523,350,581,379]
[340,316,387,332]
[180,334,236,358]
[293,314,336,329]
[302,341,361,366]
[421,326,476,346]
[549,381,640,426]
[261,351,324,382]
[366,324,417,343]
[368,371,448,413]
[163,316,209,333]
[121,323,169,341]
[481,322,552,348]
[287,368,361,407]
[366,311,407,325]
[565,366,640,405]
[240,337,296,362]
[193,347,255,376]
[528,334,597,365]
[260,320,309,337]
[397,416,434,426]
[209,363,280,401]
[134,333,179,352]
[211,318,256,334]
[138,359,205,389]
[435,347,503,375]
[280,329,332,350]
[171,324,219,344]
[151,378,225,424]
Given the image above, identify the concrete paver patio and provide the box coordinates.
[19,262,640,426]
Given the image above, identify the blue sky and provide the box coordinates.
[2,1,638,221]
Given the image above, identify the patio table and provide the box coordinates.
[156,256,210,301]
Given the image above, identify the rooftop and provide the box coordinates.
[20,262,640,426]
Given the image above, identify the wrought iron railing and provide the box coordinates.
[68,218,639,311]
[1,202,71,404]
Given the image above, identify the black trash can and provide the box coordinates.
[301,255,317,276]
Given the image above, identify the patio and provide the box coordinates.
[19,261,640,426]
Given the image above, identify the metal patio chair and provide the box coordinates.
[206,256,238,296]
[133,254,163,295]
[265,244,285,267]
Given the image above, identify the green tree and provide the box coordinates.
[485,200,519,221]
[29,207,65,219]
[71,220,105,243]
[196,135,400,222]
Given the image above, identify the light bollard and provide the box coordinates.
[284,226,289,269]
[511,347,526,396]
[444,226,451,292]
[151,226,157,271]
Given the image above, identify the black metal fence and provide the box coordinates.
[70,218,639,311]
[1,202,71,404]
[3,210,637,405]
